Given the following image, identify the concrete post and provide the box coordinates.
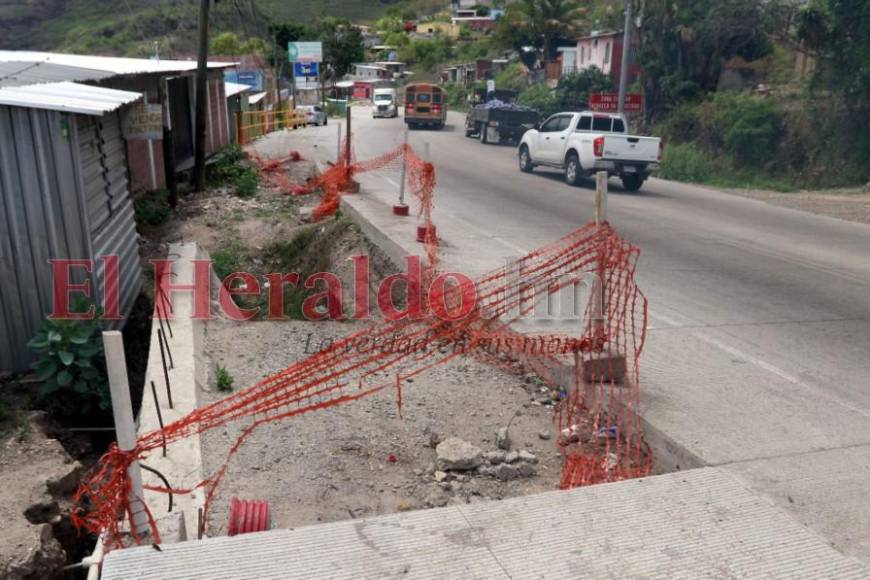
[102,331,150,537]
[336,122,342,164]
[595,171,608,225]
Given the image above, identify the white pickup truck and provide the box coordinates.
[518,111,662,191]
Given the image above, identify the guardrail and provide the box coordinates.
[235,104,307,145]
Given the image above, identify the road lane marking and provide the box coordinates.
[694,332,870,418]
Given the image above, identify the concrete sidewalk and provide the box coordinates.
[102,467,868,579]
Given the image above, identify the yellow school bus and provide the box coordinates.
[403,83,446,129]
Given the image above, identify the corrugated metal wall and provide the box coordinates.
[0,106,141,372]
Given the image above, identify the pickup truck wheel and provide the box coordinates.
[565,153,582,186]
[519,146,534,173]
[621,173,643,192]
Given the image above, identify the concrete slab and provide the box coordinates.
[724,444,870,565]
[101,468,869,579]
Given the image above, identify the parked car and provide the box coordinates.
[372,87,399,118]
[299,105,327,126]
[518,112,662,191]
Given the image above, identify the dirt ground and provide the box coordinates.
[137,157,319,283]
[200,319,563,534]
[0,412,86,579]
[136,151,565,536]
[723,186,870,225]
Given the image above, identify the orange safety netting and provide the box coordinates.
[249,140,439,274]
[72,146,649,550]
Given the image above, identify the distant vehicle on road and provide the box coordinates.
[465,90,539,145]
[518,112,662,191]
[372,88,399,118]
[299,105,327,126]
[404,83,446,129]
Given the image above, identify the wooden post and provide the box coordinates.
[235,112,243,146]
[193,0,211,192]
[160,78,178,206]
[344,104,352,167]
[102,331,150,537]
[593,171,608,334]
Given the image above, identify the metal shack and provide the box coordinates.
[0,81,143,372]
[0,52,236,193]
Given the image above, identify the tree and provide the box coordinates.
[514,0,587,63]
[493,4,539,53]
[211,31,267,55]
[799,0,870,115]
[271,19,364,79]
[317,18,365,78]
[638,0,774,119]
[400,36,453,72]
[555,67,614,110]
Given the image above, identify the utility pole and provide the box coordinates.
[193,0,211,192]
[617,0,633,114]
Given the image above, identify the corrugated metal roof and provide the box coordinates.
[0,81,141,115]
[248,91,267,105]
[0,61,115,88]
[225,81,252,98]
[0,51,235,83]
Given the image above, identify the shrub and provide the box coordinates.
[555,67,614,111]
[210,145,260,198]
[658,143,720,183]
[517,84,558,118]
[215,365,234,392]
[710,93,783,166]
[27,304,110,417]
[134,189,172,227]
[234,168,259,198]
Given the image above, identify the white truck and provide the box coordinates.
[372,87,398,118]
[518,111,662,191]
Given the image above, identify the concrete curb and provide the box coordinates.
[137,242,206,542]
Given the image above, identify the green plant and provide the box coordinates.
[555,67,614,110]
[710,93,783,166]
[134,189,172,227]
[27,304,110,416]
[211,243,248,281]
[517,84,558,117]
[234,168,259,198]
[215,365,234,392]
[210,145,260,198]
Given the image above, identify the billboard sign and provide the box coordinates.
[288,41,323,63]
[294,62,320,78]
[225,70,264,91]
[589,92,643,112]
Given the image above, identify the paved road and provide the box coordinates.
[257,108,870,562]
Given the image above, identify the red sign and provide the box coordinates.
[589,93,643,112]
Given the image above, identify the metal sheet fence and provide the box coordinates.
[0,106,141,372]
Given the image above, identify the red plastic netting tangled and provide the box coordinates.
[72,145,649,550]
